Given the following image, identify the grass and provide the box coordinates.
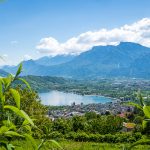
[0,140,149,150]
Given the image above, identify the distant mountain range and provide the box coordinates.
[2,42,150,79]
[35,55,76,66]
[0,69,8,77]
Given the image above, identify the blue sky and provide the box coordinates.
[0,0,150,65]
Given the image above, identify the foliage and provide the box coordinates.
[0,64,61,150]
[15,76,150,102]
[85,115,124,134]
[52,118,71,134]
[0,64,35,149]
[127,92,150,149]
[64,132,141,143]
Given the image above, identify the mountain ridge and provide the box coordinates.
[2,42,150,78]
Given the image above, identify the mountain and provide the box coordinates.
[2,60,48,76]
[2,42,150,78]
[2,55,76,76]
[35,55,76,66]
[0,69,9,77]
[39,42,150,78]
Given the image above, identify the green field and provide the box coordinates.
[1,140,150,150]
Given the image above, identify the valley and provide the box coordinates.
[17,75,150,100]
[1,1,150,149]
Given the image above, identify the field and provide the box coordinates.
[1,140,150,150]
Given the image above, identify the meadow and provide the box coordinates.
[1,140,150,150]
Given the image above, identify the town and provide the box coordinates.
[48,99,134,120]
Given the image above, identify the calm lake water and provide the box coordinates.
[39,91,112,106]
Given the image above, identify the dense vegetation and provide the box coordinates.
[0,64,61,150]
[17,75,150,101]
[1,65,150,149]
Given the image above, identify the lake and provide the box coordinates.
[39,91,112,106]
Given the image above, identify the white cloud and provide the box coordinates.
[36,18,150,56]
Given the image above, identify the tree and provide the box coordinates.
[128,92,150,149]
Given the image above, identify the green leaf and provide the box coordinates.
[3,76,12,89]
[10,88,20,109]
[3,117,16,130]
[22,119,30,126]
[1,95,5,105]
[4,105,21,117]
[18,78,31,91]
[4,131,23,137]
[0,126,9,134]
[20,110,34,126]
[6,143,15,150]
[143,105,150,118]
[4,105,34,126]
[142,120,148,129]
[46,140,62,149]
[24,134,38,150]
[128,139,150,150]
[15,63,22,77]
[23,125,32,132]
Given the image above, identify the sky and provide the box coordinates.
[0,0,150,66]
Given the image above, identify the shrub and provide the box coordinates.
[63,132,142,143]
[48,131,64,140]
[74,132,89,142]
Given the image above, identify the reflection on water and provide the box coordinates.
[39,91,112,106]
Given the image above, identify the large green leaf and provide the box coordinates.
[4,105,34,126]
[4,105,21,117]
[15,63,22,77]
[18,78,31,91]
[24,133,38,150]
[143,105,150,118]
[20,110,34,126]
[4,131,23,137]
[10,88,20,109]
